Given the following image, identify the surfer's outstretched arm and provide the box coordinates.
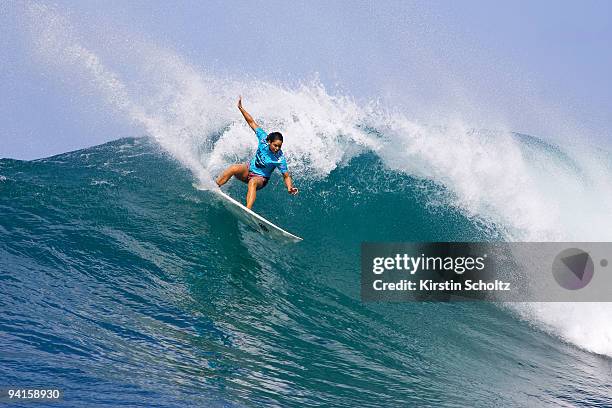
[283,173,299,195]
[238,96,259,131]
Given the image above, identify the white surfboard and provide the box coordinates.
[195,185,302,243]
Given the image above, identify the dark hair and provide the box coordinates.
[266,132,283,142]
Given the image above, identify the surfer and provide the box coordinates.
[216,97,299,209]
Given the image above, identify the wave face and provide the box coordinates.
[1,137,611,407]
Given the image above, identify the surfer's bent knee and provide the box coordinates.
[225,163,247,183]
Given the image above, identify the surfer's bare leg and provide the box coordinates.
[216,164,249,187]
[246,177,265,209]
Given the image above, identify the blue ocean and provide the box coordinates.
[2,132,612,406]
[2,3,612,407]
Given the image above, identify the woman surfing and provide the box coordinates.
[216,97,299,209]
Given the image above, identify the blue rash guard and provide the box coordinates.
[248,127,288,178]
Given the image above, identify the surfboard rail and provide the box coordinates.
[194,184,302,243]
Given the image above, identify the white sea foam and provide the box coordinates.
[90,179,113,186]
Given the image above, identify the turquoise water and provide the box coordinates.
[1,137,611,407]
